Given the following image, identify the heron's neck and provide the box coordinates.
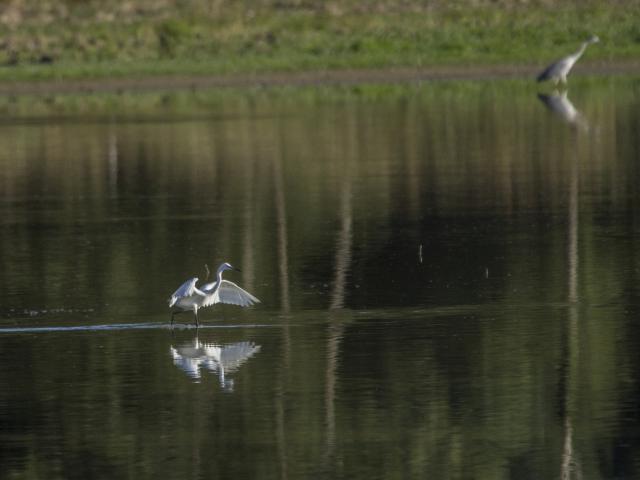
[574,42,589,59]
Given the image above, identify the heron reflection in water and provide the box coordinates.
[171,335,261,391]
[537,91,589,131]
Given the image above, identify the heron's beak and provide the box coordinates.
[233,267,242,273]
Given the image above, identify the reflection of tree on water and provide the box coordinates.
[272,130,291,480]
[107,130,118,196]
[323,114,357,471]
[560,132,582,480]
[273,146,290,314]
[329,176,353,310]
[325,177,353,467]
[170,335,261,392]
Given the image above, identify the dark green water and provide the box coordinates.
[2,80,640,479]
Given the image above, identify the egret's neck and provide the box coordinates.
[216,268,224,289]
[216,268,225,284]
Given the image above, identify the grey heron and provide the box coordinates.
[169,262,260,326]
[537,35,599,85]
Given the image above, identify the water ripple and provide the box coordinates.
[0,322,278,334]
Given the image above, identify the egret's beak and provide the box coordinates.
[233,267,242,273]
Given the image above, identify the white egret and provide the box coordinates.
[537,35,599,85]
[168,262,260,326]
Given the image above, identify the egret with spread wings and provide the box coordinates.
[168,262,260,326]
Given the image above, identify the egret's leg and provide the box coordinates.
[170,310,188,327]
[171,310,184,326]
[193,306,199,328]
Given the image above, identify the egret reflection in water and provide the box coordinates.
[170,335,261,391]
[537,91,589,131]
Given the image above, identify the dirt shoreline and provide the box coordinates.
[0,62,637,95]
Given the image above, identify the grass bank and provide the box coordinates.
[0,1,638,82]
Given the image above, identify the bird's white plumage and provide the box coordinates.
[169,277,205,307]
[199,281,217,293]
[168,263,260,325]
[201,280,261,308]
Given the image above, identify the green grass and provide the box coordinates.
[0,2,639,82]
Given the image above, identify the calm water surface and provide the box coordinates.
[2,80,640,479]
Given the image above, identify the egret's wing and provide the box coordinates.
[199,281,217,293]
[202,280,260,308]
[168,277,204,307]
